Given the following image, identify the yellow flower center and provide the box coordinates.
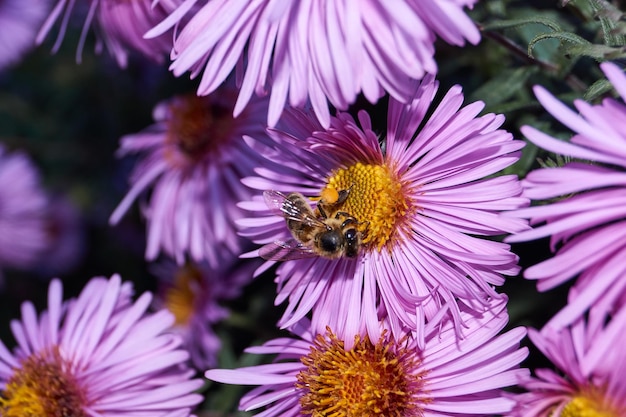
[166,93,236,162]
[562,389,623,417]
[322,162,410,251]
[0,348,88,417]
[296,329,427,417]
[164,263,205,326]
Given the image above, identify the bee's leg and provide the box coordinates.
[340,217,359,228]
[334,188,351,205]
[334,212,360,228]
[317,203,329,219]
[336,213,369,231]
[335,211,356,222]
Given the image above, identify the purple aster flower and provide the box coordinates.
[510,299,626,416]
[110,86,270,265]
[152,256,257,369]
[0,145,49,275]
[505,62,626,329]
[207,297,528,417]
[0,274,203,416]
[37,0,185,67]
[0,0,50,71]
[239,75,527,346]
[150,0,481,127]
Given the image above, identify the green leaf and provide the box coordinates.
[469,66,538,110]
[528,31,590,58]
[485,98,541,115]
[590,0,626,46]
[564,43,626,60]
[481,17,562,32]
[584,78,615,101]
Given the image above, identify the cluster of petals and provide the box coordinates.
[506,62,626,329]
[207,297,528,417]
[239,75,527,346]
[151,0,481,127]
[110,86,270,266]
[0,0,49,71]
[37,0,186,67]
[510,296,626,416]
[0,274,203,416]
[0,145,50,276]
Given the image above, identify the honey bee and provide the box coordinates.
[259,189,366,261]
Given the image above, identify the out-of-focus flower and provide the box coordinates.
[239,75,527,346]
[506,62,626,329]
[150,0,481,127]
[37,0,184,67]
[0,274,203,416]
[0,145,49,276]
[152,256,257,369]
[510,298,626,417]
[110,86,270,266]
[207,297,528,417]
[0,0,49,71]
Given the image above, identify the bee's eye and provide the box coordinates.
[319,232,341,252]
[345,229,357,242]
[344,229,359,258]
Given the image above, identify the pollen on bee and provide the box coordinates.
[319,187,340,205]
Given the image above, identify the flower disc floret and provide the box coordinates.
[324,162,410,251]
[166,94,235,161]
[164,263,205,326]
[297,330,426,417]
[562,393,621,417]
[0,349,87,417]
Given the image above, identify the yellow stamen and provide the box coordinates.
[322,162,411,251]
[0,348,87,417]
[164,263,204,326]
[166,94,236,161]
[296,329,427,417]
[562,389,623,417]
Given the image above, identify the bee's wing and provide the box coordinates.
[263,190,326,228]
[259,239,317,261]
